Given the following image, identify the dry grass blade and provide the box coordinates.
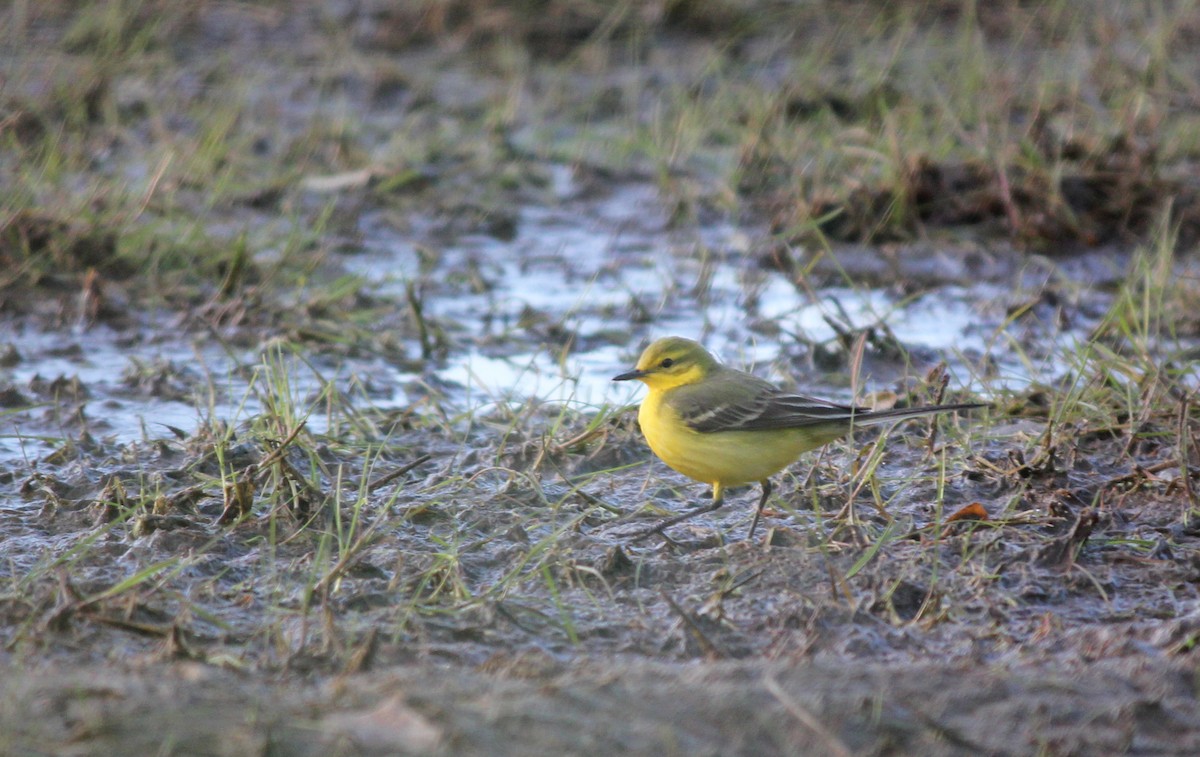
[365,454,433,492]
[762,675,853,757]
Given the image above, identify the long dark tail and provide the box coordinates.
[852,402,988,427]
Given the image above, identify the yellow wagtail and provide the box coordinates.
[612,336,986,540]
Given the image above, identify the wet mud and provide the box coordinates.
[3,2,1200,755]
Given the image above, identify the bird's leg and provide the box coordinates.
[746,478,773,540]
[629,483,725,543]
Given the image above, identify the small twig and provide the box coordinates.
[218,464,257,525]
[574,488,624,515]
[718,570,765,603]
[257,421,309,471]
[81,612,172,638]
[313,526,386,596]
[548,423,613,456]
[365,454,433,492]
[343,627,379,674]
[762,675,853,757]
[1101,459,1177,491]
[1036,507,1100,569]
[660,590,723,659]
[540,454,627,517]
[824,558,853,606]
[628,499,722,543]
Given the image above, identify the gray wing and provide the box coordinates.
[671,371,867,433]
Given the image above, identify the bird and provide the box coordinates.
[612,336,986,541]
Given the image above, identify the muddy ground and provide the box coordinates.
[3,2,1200,755]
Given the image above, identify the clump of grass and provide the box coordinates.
[539,0,1200,248]
[0,3,351,312]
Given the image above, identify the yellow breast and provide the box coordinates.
[637,389,827,487]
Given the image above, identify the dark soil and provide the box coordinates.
[3,2,1200,755]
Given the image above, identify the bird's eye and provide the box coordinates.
[660,358,675,368]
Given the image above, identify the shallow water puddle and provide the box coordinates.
[0,174,1122,469]
[0,324,287,459]
[349,174,1075,405]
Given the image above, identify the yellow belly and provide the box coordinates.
[637,391,844,486]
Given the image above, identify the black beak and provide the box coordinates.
[612,368,647,382]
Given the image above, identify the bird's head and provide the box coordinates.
[612,336,719,390]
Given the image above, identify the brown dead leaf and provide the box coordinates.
[946,502,989,523]
[939,502,989,538]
